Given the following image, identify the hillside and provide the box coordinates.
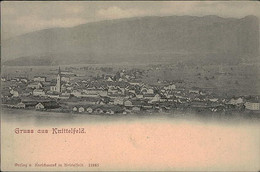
[2,15,259,66]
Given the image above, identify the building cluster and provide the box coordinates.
[1,67,260,115]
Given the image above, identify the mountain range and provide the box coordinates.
[2,15,259,66]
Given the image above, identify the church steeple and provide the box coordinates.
[56,66,61,93]
[58,66,61,75]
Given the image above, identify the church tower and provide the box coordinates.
[56,67,61,93]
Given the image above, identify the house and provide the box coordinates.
[143,94,155,100]
[71,90,82,97]
[125,75,130,80]
[244,102,260,111]
[107,77,114,82]
[13,77,22,82]
[117,87,126,94]
[124,100,132,107]
[200,91,207,96]
[189,89,200,94]
[61,76,70,82]
[78,107,85,113]
[108,87,123,95]
[175,95,185,99]
[140,87,148,93]
[94,108,103,114]
[114,97,124,105]
[10,89,19,97]
[35,101,59,110]
[96,100,105,105]
[161,89,166,93]
[82,97,101,105]
[228,97,243,105]
[132,106,141,112]
[16,102,26,108]
[35,103,45,110]
[20,88,33,96]
[59,95,70,99]
[149,94,161,103]
[101,96,111,104]
[86,107,93,113]
[209,98,218,102]
[28,82,43,89]
[136,94,144,99]
[147,88,154,94]
[128,89,136,94]
[141,88,153,95]
[118,78,124,82]
[33,76,46,82]
[164,92,173,98]
[33,89,46,96]
[20,78,28,83]
[141,102,153,109]
[84,88,107,96]
[73,107,78,112]
[50,85,58,92]
[47,92,60,99]
[106,109,115,115]
[129,80,141,86]
[66,86,73,91]
[125,92,136,99]
[164,84,176,90]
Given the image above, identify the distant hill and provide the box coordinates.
[3,53,97,66]
[2,15,259,66]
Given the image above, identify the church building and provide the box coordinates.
[50,67,61,93]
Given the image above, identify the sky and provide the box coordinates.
[1,1,260,40]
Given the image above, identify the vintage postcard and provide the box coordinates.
[1,1,260,171]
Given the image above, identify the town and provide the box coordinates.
[1,66,260,117]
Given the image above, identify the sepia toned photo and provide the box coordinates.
[1,1,260,171]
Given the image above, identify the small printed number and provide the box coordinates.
[89,163,99,167]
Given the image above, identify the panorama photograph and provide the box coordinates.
[1,1,260,121]
[1,1,260,171]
